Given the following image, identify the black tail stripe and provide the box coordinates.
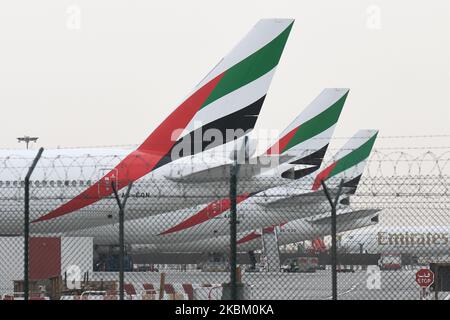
[154,95,266,170]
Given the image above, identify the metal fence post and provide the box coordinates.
[229,158,240,300]
[321,179,344,301]
[23,147,44,301]
[111,182,133,300]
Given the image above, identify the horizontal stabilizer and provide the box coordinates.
[308,208,381,225]
[254,186,352,209]
[165,161,264,182]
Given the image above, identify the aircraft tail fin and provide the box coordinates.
[265,88,349,180]
[312,129,379,191]
[34,19,294,223]
[149,18,295,167]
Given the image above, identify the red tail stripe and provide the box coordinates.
[265,126,298,155]
[312,162,337,191]
[159,193,250,235]
[238,222,287,245]
[237,231,261,245]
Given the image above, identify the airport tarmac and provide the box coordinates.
[89,269,450,300]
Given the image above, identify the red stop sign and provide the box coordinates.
[415,269,434,288]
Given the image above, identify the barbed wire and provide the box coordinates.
[1,150,450,180]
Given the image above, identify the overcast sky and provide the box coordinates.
[1,0,449,151]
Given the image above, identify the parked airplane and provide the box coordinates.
[340,226,450,257]
[63,130,378,247]
[0,19,298,234]
[119,208,381,254]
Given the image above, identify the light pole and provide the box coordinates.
[17,136,39,149]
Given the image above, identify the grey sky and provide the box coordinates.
[1,0,449,151]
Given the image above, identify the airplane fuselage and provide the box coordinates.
[60,190,331,245]
[340,226,450,257]
[115,210,378,254]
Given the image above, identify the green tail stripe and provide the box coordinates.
[282,92,349,153]
[200,22,293,109]
[329,133,378,178]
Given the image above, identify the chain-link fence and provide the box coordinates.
[1,149,450,300]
